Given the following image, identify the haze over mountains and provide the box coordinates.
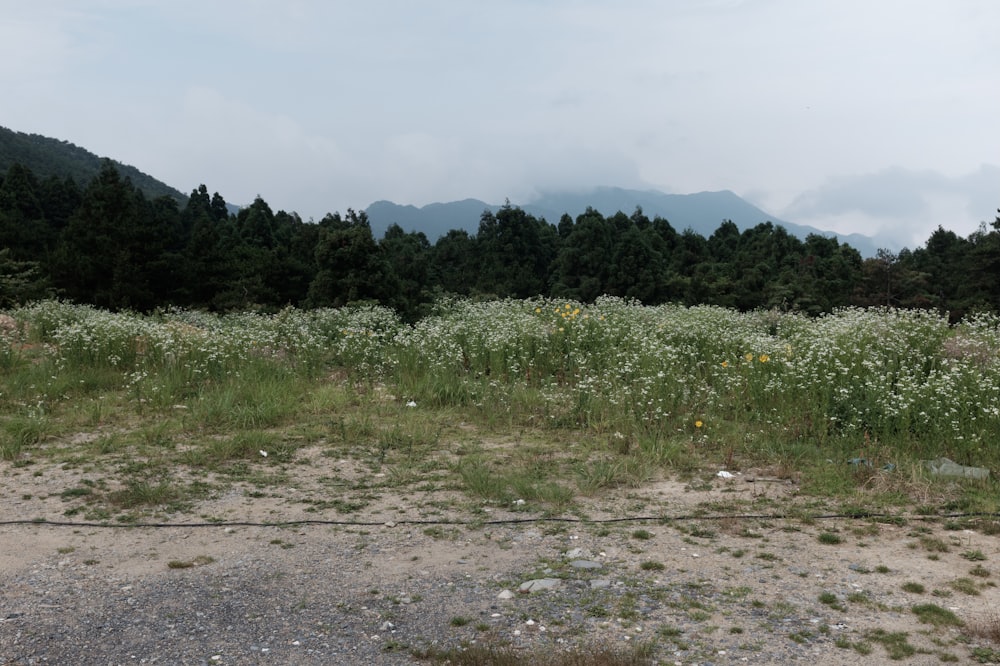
[2,125,897,257]
[365,188,895,258]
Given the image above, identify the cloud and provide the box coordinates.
[780,165,1000,247]
[133,86,353,216]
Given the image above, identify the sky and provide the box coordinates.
[1,0,997,248]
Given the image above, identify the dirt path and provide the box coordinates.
[3,469,1000,665]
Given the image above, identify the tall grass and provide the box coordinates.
[3,298,999,496]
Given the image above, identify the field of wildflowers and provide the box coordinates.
[1,298,998,513]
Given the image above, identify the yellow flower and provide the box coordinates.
[759,354,770,363]
[744,353,754,362]
[721,361,729,368]
[564,304,572,310]
[534,307,541,314]
[694,420,703,428]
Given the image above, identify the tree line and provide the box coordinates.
[1,160,998,320]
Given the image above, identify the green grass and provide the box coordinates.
[3,298,1000,526]
[912,603,964,627]
[864,629,917,660]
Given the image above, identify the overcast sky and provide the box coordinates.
[2,0,997,246]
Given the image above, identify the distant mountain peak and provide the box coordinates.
[365,187,887,257]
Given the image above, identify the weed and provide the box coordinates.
[864,629,916,660]
[817,531,843,545]
[901,582,926,594]
[912,603,964,627]
[949,577,981,596]
[966,611,1000,643]
[167,555,215,569]
[414,639,655,665]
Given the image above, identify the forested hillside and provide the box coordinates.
[0,160,997,320]
[0,126,185,203]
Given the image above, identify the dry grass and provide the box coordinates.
[415,641,655,665]
[966,611,1000,643]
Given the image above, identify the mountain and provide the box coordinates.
[366,187,891,257]
[0,125,186,203]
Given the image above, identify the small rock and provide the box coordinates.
[569,560,602,570]
[519,578,561,593]
[497,590,515,600]
[380,621,395,631]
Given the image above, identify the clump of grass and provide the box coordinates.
[969,565,990,578]
[966,611,1000,643]
[414,640,655,665]
[912,603,964,627]
[864,629,916,660]
[631,529,652,540]
[901,582,926,594]
[108,480,182,509]
[949,577,981,596]
[919,536,950,553]
[818,591,846,612]
[817,532,843,545]
[167,555,215,569]
[961,549,987,561]
[639,561,665,571]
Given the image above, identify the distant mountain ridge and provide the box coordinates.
[0,125,890,256]
[366,187,889,258]
[0,125,186,203]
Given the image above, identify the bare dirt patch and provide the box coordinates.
[2,460,1000,665]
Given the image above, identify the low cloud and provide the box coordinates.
[781,165,999,247]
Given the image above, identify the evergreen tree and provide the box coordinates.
[473,203,556,298]
[429,229,476,295]
[307,209,397,308]
[380,223,432,320]
[551,207,614,301]
[52,160,156,309]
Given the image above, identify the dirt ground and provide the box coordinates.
[2,457,999,665]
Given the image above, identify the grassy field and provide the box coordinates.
[1,296,998,523]
[4,297,1000,664]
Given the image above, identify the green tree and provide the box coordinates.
[380,223,432,320]
[0,248,49,306]
[307,209,397,308]
[551,207,614,301]
[605,223,666,303]
[51,161,157,309]
[473,203,557,298]
[430,229,477,295]
[179,185,233,308]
